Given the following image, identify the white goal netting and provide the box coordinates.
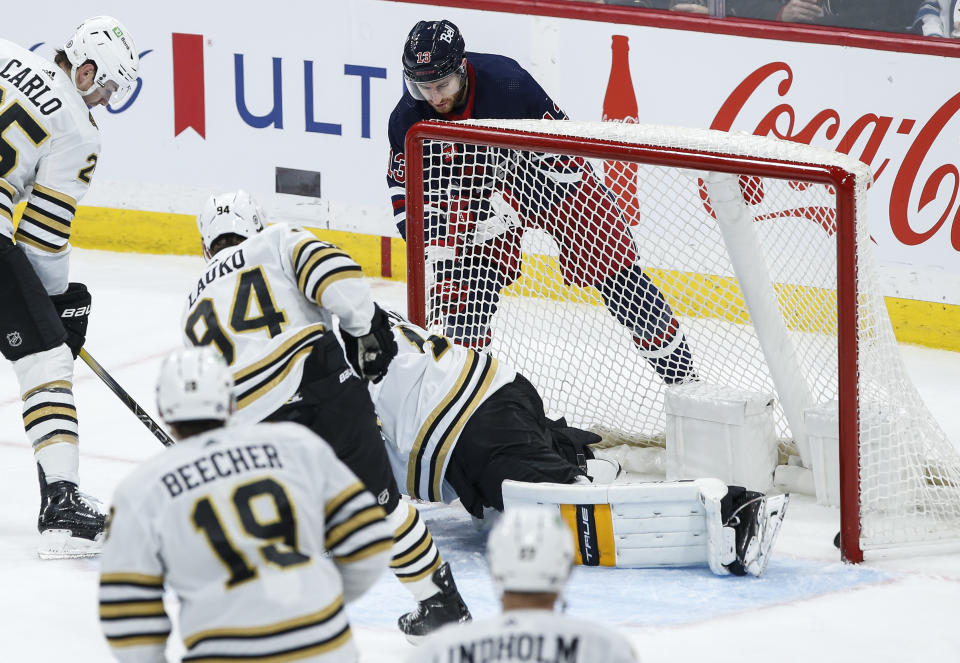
[405,119,960,557]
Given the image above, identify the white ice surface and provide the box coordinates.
[1,248,959,663]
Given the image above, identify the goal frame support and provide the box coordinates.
[404,120,863,562]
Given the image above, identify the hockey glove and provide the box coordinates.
[341,304,398,383]
[50,282,91,358]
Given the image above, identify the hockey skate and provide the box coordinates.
[37,466,106,560]
[398,562,471,643]
[725,491,790,577]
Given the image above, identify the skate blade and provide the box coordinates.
[38,529,103,560]
[745,494,790,577]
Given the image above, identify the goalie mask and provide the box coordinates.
[487,506,574,595]
[156,347,235,425]
[197,190,267,260]
[65,16,140,105]
[402,19,466,101]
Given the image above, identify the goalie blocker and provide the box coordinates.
[502,478,788,577]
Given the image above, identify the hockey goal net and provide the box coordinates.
[403,119,960,562]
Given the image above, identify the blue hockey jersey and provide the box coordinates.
[386,52,568,238]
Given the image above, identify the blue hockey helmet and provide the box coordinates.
[402,20,466,99]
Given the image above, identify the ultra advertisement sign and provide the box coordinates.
[6,1,959,305]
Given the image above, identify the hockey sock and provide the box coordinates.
[388,503,444,600]
[14,345,81,484]
[597,264,695,383]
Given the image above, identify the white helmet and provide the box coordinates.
[65,16,140,104]
[486,506,575,594]
[156,347,235,425]
[197,190,267,259]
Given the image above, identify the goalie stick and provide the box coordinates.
[79,349,174,448]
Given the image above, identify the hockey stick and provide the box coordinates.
[78,348,175,447]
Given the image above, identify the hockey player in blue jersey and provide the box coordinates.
[386,19,697,384]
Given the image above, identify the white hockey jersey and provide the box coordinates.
[99,421,392,663]
[407,609,639,663]
[368,315,515,503]
[181,223,375,424]
[0,39,100,294]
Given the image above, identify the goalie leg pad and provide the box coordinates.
[502,479,732,570]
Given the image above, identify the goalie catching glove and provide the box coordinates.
[341,304,398,383]
[50,282,91,358]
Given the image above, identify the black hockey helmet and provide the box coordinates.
[402,20,466,98]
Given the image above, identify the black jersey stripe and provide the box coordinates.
[426,356,498,501]
[334,536,392,564]
[325,504,387,550]
[308,265,363,304]
[407,352,481,499]
[105,631,171,647]
[20,209,71,239]
[31,183,77,214]
[323,481,366,521]
[0,178,14,201]
[182,625,351,662]
[14,226,67,252]
[183,598,345,648]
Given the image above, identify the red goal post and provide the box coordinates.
[403,119,960,563]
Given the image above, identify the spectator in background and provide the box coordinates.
[914,0,960,36]
[730,0,916,32]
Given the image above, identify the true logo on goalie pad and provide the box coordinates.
[560,503,616,567]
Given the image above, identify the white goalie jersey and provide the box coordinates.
[368,314,515,503]
[408,610,639,663]
[181,223,375,424]
[0,39,100,294]
[99,422,392,663]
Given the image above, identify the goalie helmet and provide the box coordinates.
[197,190,267,260]
[486,506,574,594]
[401,19,466,100]
[65,16,140,104]
[156,347,235,425]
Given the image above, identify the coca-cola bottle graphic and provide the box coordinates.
[602,34,640,226]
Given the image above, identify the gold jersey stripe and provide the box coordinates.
[100,572,164,587]
[389,530,434,568]
[107,634,169,648]
[0,178,14,199]
[22,205,71,233]
[23,404,76,427]
[33,433,78,452]
[407,355,477,497]
[182,627,352,663]
[335,537,392,564]
[14,230,68,253]
[325,505,386,550]
[23,380,72,400]
[394,503,417,537]
[0,205,11,222]
[183,596,344,648]
[296,245,351,295]
[32,183,77,210]
[396,555,442,584]
[233,324,327,383]
[100,599,167,619]
[324,481,365,519]
[311,268,362,305]
[429,357,499,501]
[235,346,313,411]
